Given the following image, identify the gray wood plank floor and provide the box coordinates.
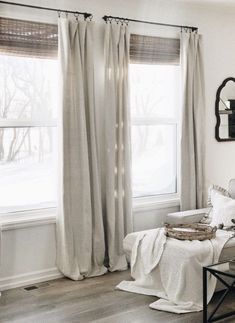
[0,270,234,323]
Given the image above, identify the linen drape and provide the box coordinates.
[104,23,133,271]
[56,18,107,280]
[180,30,205,211]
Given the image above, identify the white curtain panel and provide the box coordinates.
[0,226,1,297]
[180,30,205,211]
[56,18,107,280]
[104,23,133,271]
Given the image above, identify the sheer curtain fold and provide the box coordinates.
[180,31,205,211]
[104,23,133,272]
[56,18,107,280]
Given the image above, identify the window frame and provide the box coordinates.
[0,17,58,221]
[130,63,180,208]
[0,120,57,128]
[0,56,58,216]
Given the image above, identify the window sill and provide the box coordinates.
[133,195,180,213]
[0,208,57,231]
[0,196,180,230]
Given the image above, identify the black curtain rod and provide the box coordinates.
[0,1,92,19]
[103,15,198,32]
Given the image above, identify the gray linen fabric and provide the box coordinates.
[56,18,107,280]
[104,23,133,271]
[180,30,205,211]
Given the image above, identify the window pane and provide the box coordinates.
[0,127,57,213]
[0,55,58,121]
[130,64,180,119]
[132,125,177,198]
[0,53,58,214]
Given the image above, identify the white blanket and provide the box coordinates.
[116,228,234,313]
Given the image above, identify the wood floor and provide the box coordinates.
[0,270,234,323]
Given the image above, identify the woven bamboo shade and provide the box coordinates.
[130,34,180,65]
[0,17,58,58]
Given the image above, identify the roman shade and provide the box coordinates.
[130,34,180,65]
[0,17,58,58]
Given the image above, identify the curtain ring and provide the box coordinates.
[74,12,79,21]
[89,15,93,21]
[57,10,61,18]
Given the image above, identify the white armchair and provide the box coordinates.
[164,180,235,292]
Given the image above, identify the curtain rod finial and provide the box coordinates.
[84,13,92,19]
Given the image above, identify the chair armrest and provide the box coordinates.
[165,208,210,225]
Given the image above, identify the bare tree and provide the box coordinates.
[0,55,56,163]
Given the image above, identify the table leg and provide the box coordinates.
[203,267,208,323]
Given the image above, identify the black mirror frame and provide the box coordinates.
[215,77,235,142]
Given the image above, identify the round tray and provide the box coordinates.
[165,223,217,241]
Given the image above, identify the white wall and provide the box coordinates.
[0,221,61,290]
[1,0,235,290]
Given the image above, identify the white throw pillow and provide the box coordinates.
[203,185,231,224]
[207,184,230,207]
[210,190,235,227]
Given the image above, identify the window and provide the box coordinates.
[0,17,58,213]
[130,34,180,199]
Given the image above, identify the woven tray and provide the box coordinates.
[165,223,217,241]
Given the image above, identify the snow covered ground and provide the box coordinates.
[0,156,57,213]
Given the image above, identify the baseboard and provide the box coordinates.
[0,267,63,291]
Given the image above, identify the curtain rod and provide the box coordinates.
[0,1,92,19]
[103,15,198,32]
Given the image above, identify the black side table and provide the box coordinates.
[203,260,235,323]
